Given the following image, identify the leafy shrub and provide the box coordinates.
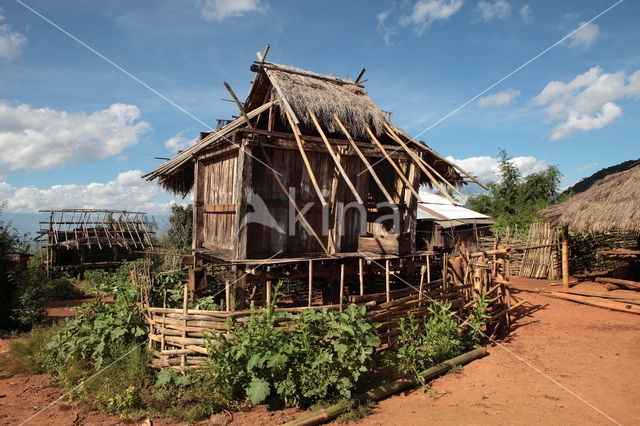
[45,300,146,375]
[205,286,380,408]
[391,297,488,382]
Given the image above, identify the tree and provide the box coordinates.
[466,150,561,230]
[165,204,193,250]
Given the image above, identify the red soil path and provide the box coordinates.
[1,277,639,425]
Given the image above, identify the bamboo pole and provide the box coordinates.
[225,280,231,311]
[283,347,488,426]
[308,260,313,307]
[284,108,327,207]
[359,258,364,296]
[333,114,395,205]
[385,259,391,303]
[340,263,345,312]
[308,109,363,204]
[365,127,421,203]
[562,226,570,289]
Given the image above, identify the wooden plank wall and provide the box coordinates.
[200,151,240,256]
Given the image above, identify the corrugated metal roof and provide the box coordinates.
[417,191,493,222]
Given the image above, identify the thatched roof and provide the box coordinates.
[266,63,389,139]
[144,59,478,196]
[539,164,640,233]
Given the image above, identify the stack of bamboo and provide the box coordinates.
[519,222,561,279]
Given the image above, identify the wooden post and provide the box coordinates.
[358,258,364,296]
[385,259,391,302]
[418,265,426,304]
[426,254,431,283]
[308,260,313,307]
[442,253,448,294]
[266,280,272,305]
[225,280,231,311]
[181,283,188,371]
[339,263,345,312]
[562,226,570,289]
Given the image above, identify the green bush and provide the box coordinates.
[390,296,488,383]
[204,286,380,408]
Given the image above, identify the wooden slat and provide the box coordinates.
[257,144,330,254]
[203,204,236,214]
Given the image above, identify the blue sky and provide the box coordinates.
[0,0,638,218]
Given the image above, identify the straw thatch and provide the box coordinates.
[539,164,640,233]
[267,64,388,139]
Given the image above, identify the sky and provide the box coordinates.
[0,0,638,224]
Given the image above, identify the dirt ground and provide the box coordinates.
[1,277,639,425]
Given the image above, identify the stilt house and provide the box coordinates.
[144,53,481,265]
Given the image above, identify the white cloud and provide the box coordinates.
[0,14,27,62]
[520,4,532,24]
[476,0,511,21]
[0,102,149,176]
[197,0,264,22]
[567,22,599,50]
[0,170,176,214]
[446,155,548,185]
[400,0,464,35]
[377,8,396,46]
[165,134,197,153]
[477,89,520,108]
[533,66,640,140]
[577,162,599,171]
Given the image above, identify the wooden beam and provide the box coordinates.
[224,82,253,129]
[284,108,328,207]
[392,125,489,190]
[203,204,236,214]
[333,114,395,205]
[257,144,330,254]
[308,109,363,204]
[264,69,300,124]
[385,124,466,203]
[365,127,421,203]
[389,127,458,205]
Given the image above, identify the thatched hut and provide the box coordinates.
[144,52,482,263]
[539,164,640,287]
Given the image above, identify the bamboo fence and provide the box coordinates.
[138,253,514,371]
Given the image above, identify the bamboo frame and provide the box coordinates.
[365,127,421,203]
[308,109,364,204]
[333,114,395,205]
[284,108,327,207]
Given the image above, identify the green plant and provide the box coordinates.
[391,298,487,384]
[204,284,380,408]
[45,300,146,375]
[462,292,491,348]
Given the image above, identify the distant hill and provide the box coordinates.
[564,159,640,195]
